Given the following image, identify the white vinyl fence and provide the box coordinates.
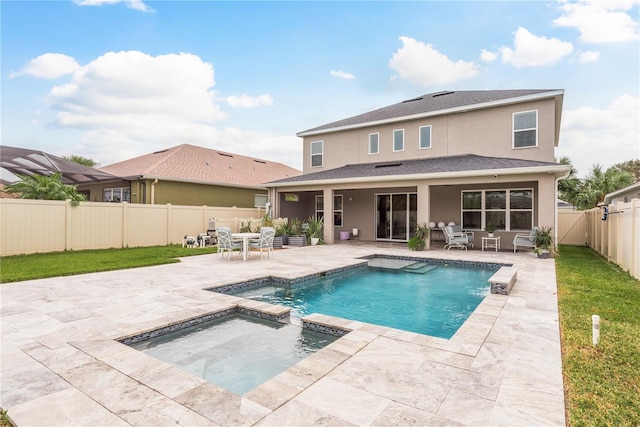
[0,199,269,256]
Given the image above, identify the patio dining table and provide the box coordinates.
[231,232,260,261]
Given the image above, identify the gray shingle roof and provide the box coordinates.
[298,90,561,135]
[268,154,564,185]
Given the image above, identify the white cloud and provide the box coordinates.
[10,53,80,79]
[73,0,152,12]
[577,50,600,63]
[19,50,301,169]
[389,36,479,86]
[330,70,355,80]
[499,27,574,68]
[480,49,497,63]
[554,0,639,43]
[226,94,274,108]
[557,95,640,176]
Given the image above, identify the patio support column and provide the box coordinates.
[323,188,334,244]
[417,182,431,250]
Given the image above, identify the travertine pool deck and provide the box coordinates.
[1,244,565,426]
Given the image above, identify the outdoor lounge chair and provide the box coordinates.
[450,225,475,248]
[442,226,470,250]
[249,227,275,259]
[217,227,243,260]
[513,227,538,253]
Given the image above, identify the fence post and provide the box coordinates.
[122,202,129,249]
[65,199,72,251]
[166,204,172,245]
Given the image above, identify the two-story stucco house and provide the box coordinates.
[267,89,571,249]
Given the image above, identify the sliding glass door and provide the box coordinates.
[375,193,417,241]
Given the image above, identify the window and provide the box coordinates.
[103,187,130,203]
[310,140,323,167]
[315,194,343,227]
[369,133,379,154]
[461,189,533,231]
[334,195,343,227]
[254,194,267,208]
[419,125,432,149]
[393,129,404,152]
[513,110,537,148]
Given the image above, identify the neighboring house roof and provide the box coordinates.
[0,145,118,185]
[268,154,570,187]
[298,89,564,141]
[100,144,301,188]
[603,181,640,204]
[557,199,574,209]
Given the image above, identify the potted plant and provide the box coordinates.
[306,215,324,245]
[288,218,306,246]
[273,221,290,248]
[533,226,554,258]
[407,222,429,251]
[484,222,497,237]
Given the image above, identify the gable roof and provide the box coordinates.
[0,145,118,185]
[298,89,564,137]
[100,144,301,188]
[268,154,571,187]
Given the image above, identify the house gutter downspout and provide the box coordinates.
[151,179,158,205]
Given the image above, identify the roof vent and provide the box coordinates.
[152,149,169,154]
[432,91,454,98]
[402,96,424,103]
[375,163,402,168]
[218,152,233,158]
[253,159,267,164]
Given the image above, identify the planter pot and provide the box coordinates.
[310,237,320,246]
[273,236,284,249]
[487,233,495,238]
[288,235,306,247]
[415,242,425,251]
[537,250,550,259]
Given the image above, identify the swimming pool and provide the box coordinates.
[228,262,497,338]
[128,313,337,395]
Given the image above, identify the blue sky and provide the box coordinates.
[2,0,639,176]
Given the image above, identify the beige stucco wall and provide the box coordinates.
[302,98,558,173]
[80,179,266,208]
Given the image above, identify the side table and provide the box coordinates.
[482,236,501,251]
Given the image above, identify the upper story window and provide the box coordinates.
[310,140,323,167]
[369,133,379,155]
[419,125,432,149]
[393,129,404,152]
[513,110,537,148]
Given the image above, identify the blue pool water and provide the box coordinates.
[231,263,497,338]
[129,314,337,395]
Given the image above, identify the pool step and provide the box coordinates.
[403,262,438,274]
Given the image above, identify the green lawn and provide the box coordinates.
[0,245,217,283]
[556,245,640,426]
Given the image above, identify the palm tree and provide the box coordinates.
[5,173,86,204]
[572,164,634,209]
[557,156,580,203]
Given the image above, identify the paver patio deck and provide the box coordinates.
[1,243,566,426]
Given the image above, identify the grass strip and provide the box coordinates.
[556,245,640,426]
[0,245,217,283]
